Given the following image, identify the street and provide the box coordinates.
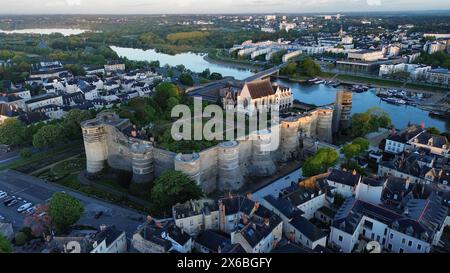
[0,170,146,237]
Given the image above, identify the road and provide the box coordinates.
[0,170,146,237]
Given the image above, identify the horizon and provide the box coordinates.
[1,0,450,15]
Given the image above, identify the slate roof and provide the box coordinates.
[333,197,448,243]
[245,79,275,99]
[289,215,327,242]
[327,169,361,187]
[195,230,231,252]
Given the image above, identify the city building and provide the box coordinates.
[332,90,352,134]
[330,197,448,253]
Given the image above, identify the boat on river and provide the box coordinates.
[381,97,407,105]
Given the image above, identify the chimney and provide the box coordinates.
[264,217,270,226]
[100,224,107,232]
[352,169,357,175]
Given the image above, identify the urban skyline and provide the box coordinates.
[1,0,450,14]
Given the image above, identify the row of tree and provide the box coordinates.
[0,109,93,150]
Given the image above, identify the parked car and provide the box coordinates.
[26,206,37,215]
[17,203,33,213]
[3,196,15,206]
[5,198,18,207]
[0,192,7,200]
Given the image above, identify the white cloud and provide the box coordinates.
[66,0,81,6]
[366,0,382,6]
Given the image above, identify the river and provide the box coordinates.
[0,28,89,36]
[110,46,449,132]
[111,46,254,80]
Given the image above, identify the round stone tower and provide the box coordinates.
[280,118,300,161]
[131,142,154,184]
[218,141,244,191]
[174,153,202,185]
[316,108,333,143]
[250,129,277,176]
[82,121,107,174]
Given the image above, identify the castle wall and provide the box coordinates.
[198,147,219,194]
[153,147,176,177]
[82,108,334,193]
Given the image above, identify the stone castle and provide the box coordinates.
[81,108,333,194]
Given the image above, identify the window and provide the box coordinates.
[384,228,388,235]
[382,238,386,245]
[338,235,343,242]
[417,244,422,251]
[402,238,405,244]
[390,233,394,239]
[388,244,392,250]
[399,248,404,253]
[408,241,412,247]
[376,235,380,242]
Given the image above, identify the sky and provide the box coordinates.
[0,0,449,14]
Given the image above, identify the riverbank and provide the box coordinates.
[205,53,264,71]
[320,72,450,94]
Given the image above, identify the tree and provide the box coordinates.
[150,171,203,214]
[65,64,86,76]
[299,58,322,77]
[201,68,211,78]
[14,232,27,246]
[0,235,12,253]
[280,62,297,76]
[48,192,84,234]
[342,143,360,161]
[62,109,92,140]
[352,137,370,152]
[20,147,32,159]
[32,124,65,149]
[154,82,180,110]
[303,148,339,177]
[209,72,223,80]
[0,118,26,146]
[180,73,194,86]
[426,127,441,135]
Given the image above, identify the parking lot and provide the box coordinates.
[0,170,146,236]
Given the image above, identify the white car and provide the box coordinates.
[0,192,7,200]
[26,206,37,214]
[17,202,33,213]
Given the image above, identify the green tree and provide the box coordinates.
[303,148,339,177]
[0,119,26,146]
[14,232,27,246]
[154,82,180,110]
[180,73,194,86]
[342,143,360,161]
[280,62,297,76]
[62,109,92,140]
[150,171,203,214]
[209,72,223,80]
[65,64,86,76]
[48,192,84,234]
[32,124,65,149]
[0,235,12,253]
[352,137,370,152]
[426,127,441,135]
[299,58,322,77]
[20,147,33,159]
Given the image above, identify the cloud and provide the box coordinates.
[366,0,382,6]
[66,0,81,6]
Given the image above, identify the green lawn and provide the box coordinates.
[0,143,83,171]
